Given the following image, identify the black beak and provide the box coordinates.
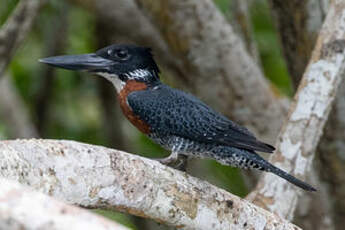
[39,53,113,71]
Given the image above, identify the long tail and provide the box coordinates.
[262,161,316,191]
[249,152,316,191]
[218,147,317,191]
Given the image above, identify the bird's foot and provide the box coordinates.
[154,153,188,171]
[174,154,188,171]
[155,154,178,165]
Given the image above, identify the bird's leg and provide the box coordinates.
[155,141,183,165]
[154,139,188,171]
[174,154,188,171]
[155,150,179,165]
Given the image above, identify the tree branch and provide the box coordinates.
[268,0,339,229]
[0,139,299,230]
[247,0,345,220]
[0,178,130,230]
[316,77,345,230]
[47,0,342,225]
[0,0,44,77]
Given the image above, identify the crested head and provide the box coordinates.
[39,44,161,92]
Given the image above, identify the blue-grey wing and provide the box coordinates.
[127,84,275,153]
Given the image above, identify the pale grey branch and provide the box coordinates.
[247,1,345,221]
[0,139,299,230]
[0,178,130,230]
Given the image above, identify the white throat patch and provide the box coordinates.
[97,72,124,92]
[97,69,152,93]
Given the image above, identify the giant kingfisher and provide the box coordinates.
[40,44,316,191]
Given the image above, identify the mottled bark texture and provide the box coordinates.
[0,139,300,230]
[0,178,130,230]
[0,0,44,77]
[269,1,345,229]
[316,79,345,230]
[248,1,345,222]
[0,77,39,138]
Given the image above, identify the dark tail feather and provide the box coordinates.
[266,163,316,191]
[247,151,316,191]
[218,146,316,191]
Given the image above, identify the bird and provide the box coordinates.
[39,44,316,191]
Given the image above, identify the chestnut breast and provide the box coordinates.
[118,80,151,134]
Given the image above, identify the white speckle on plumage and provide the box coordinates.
[125,69,151,80]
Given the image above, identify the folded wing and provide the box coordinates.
[127,85,275,153]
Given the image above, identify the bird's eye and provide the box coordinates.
[114,49,129,59]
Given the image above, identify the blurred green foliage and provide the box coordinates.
[250,0,293,96]
[1,0,293,229]
[94,209,138,230]
[0,0,19,25]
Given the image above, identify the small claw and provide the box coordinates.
[154,154,188,171]
[154,151,179,165]
[155,157,177,165]
[174,155,188,171]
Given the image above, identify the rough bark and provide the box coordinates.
[0,0,44,77]
[269,0,329,88]
[268,1,345,229]
[0,178,130,230]
[247,1,345,222]
[0,77,39,138]
[316,78,345,230]
[134,0,288,142]
[0,139,300,230]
